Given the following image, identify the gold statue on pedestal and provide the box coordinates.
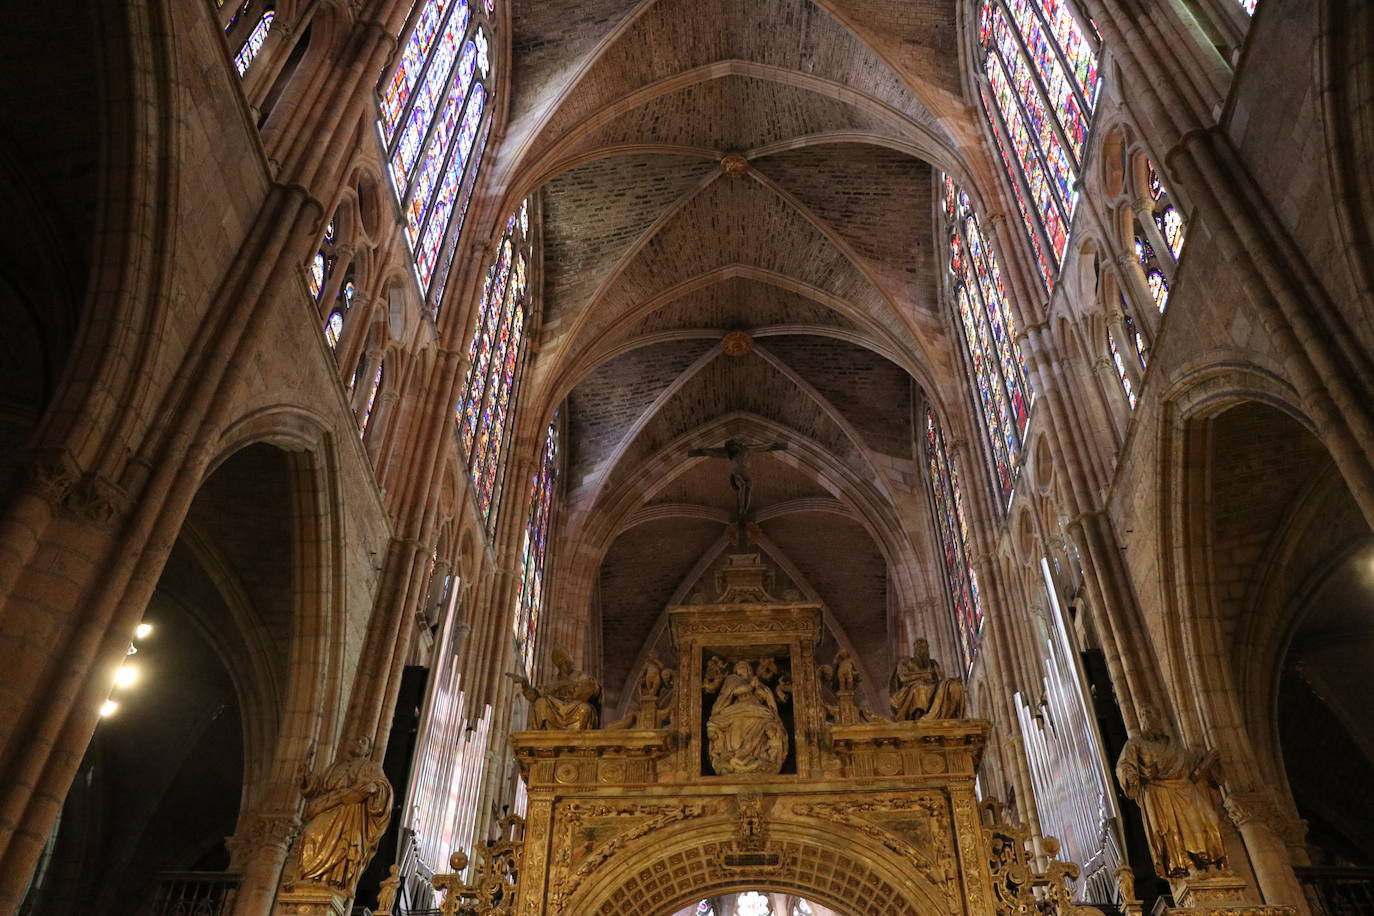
[704,658,789,775]
[889,638,967,720]
[296,735,393,890]
[509,648,600,730]
[1114,705,1226,879]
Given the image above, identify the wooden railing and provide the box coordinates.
[146,872,241,916]
[1297,866,1374,916]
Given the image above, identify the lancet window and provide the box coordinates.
[456,201,535,527]
[1107,328,1136,409]
[232,9,275,75]
[514,417,559,676]
[942,176,1034,505]
[978,0,1101,289]
[1130,158,1185,315]
[925,408,986,670]
[360,363,385,435]
[379,0,495,313]
[324,277,354,350]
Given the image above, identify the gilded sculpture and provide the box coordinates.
[296,735,393,890]
[509,647,600,730]
[1114,705,1227,878]
[890,638,966,720]
[704,657,789,775]
[375,863,401,914]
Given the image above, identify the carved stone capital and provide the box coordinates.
[67,473,130,528]
[226,810,302,867]
[1223,790,1296,842]
[24,449,81,507]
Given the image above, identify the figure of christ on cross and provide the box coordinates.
[687,438,788,547]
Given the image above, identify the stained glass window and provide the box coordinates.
[308,252,329,299]
[978,0,1101,289]
[1157,206,1185,260]
[224,0,251,34]
[361,364,384,435]
[925,408,985,670]
[1133,236,1170,312]
[324,311,345,348]
[1140,158,1185,272]
[234,10,274,76]
[455,203,535,527]
[942,176,1034,505]
[695,903,714,916]
[1238,0,1257,14]
[737,893,772,916]
[1107,329,1136,409]
[514,417,559,676]
[324,279,354,350]
[379,0,495,313]
[1124,309,1147,369]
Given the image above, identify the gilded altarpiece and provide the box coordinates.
[509,557,998,916]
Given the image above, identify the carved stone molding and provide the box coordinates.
[23,449,80,507]
[227,811,302,866]
[64,472,131,529]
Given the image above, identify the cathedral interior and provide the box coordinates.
[2,0,1374,914]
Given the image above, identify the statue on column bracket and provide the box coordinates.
[295,735,393,891]
[819,649,879,725]
[1114,705,1227,879]
[508,647,601,730]
[889,638,967,720]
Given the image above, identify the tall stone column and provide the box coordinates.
[229,811,302,916]
[1224,791,1311,914]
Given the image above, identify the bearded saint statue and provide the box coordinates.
[1115,706,1227,879]
[509,647,601,730]
[889,638,966,720]
[706,659,789,775]
[297,735,393,890]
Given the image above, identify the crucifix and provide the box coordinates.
[687,437,788,547]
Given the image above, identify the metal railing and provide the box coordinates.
[1297,867,1374,916]
[147,872,242,916]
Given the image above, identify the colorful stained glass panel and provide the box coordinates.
[234,11,274,76]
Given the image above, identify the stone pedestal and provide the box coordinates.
[1166,874,1295,916]
[273,883,349,916]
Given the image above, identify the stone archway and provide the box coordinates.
[569,819,955,916]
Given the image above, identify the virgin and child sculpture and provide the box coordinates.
[704,657,790,775]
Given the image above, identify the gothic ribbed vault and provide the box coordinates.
[485,0,999,704]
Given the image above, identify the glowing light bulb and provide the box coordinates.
[135,623,153,639]
[100,699,119,717]
[114,665,137,688]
